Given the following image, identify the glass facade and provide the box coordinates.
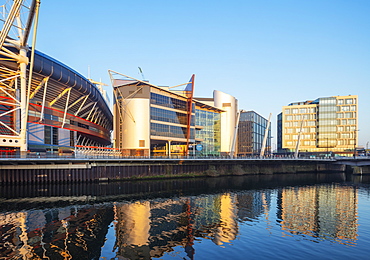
[150,93,195,112]
[238,111,271,156]
[150,92,195,140]
[318,97,337,148]
[151,107,188,125]
[150,123,194,139]
[195,109,221,156]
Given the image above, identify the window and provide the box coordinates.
[70,131,75,146]
[52,127,58,145]
[345,112,353,118]
[44,126,51,144]
[139,140,145,147]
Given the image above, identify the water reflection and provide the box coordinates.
[0,174,368,259]
[277,185,358,245]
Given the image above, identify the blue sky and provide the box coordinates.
[36,0,370,147]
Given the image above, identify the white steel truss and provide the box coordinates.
[0,0,40,151]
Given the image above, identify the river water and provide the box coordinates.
[0,173,369,259]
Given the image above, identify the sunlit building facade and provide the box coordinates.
[277,95,358,156]
[237,111,271,156]
[196,90,238,156]
[112,75,226,157]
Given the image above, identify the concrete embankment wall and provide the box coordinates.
[0,159,346,183]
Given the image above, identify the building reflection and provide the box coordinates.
[0,206,114,259]
[277,184,358,245]
[0,184,359,259]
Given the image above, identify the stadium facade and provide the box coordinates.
[0,1,113,156]
[0,49,113,156]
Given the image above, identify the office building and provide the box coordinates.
[111,72,233,157]
[277,95,358,156]
[237,111,271,156]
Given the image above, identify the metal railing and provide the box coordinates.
[0,153,351,161]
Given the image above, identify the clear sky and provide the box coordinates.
[35,0,370,148]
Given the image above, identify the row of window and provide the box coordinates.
[285,118,356,127]
[150,107,190,126]
[284,132,357,141]
[339,105,357,112]
[284,140,354,147]
[285,114,316,121]
[336,112,356,118]
[337,98,356,105]
[284,104,357,115]
[338,119,357,125]
[285,107,316,114]
[239,112,268,127]
[285,134,315,140]
[319,98,336,105]
[150,123,195,139]
[319,106,337,113]
[284,120,316,127]
[337,126,357,132]
[150,93,194,112]
[285,127,317,134]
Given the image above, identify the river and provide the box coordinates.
[0,173,369,259]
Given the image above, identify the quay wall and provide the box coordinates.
[0,158,345,183]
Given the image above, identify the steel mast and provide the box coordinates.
[0,0,40,154]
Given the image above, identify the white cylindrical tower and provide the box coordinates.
[213,90,238,155]
[121,98,150,150]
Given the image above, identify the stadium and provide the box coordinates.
[0,1,113,156]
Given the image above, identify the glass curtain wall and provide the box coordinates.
[195,109,221,156]
[317,97,337,150]
[238,111,271,156]
[150,93,195,140]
